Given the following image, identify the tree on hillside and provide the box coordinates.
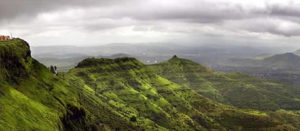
[49,65,58,75]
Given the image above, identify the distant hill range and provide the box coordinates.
[293,49,300,56]
[224,53,300,70]
[262,53,300,70]
[31,43,287,72]
[213,52,300,87]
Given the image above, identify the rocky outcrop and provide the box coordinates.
[0,38,32,82]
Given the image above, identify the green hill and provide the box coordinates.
[0,39,80,130]
[261,53,300,70]
[67,57,299,130]
[227,53,300,70]
[149,55,300,111]
[0,39,300,130]
[0,38,32,82]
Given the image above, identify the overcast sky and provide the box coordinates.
[1,0,300,48]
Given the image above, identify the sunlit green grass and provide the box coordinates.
[149,56,300,111]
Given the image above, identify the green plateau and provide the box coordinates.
[0,39,299,130]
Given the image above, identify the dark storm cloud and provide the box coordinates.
[107,1,250,23]
[75,1,255,32]
[77,0,300,38]
[243,3,300,37]
[267,4,300,17]
[0,0,296,26]
[2,0,300,46]
[231,19,300,37]
[0,0,135,20]
[0,0,256,24]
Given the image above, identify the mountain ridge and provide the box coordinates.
[226,52,300,70]
[0,39,299,130]
[149,55,300,111]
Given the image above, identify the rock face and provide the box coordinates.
[0,38,32,82]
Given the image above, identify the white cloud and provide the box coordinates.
[1,0,300,48]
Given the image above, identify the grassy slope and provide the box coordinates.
[64,57,298,130]
[0,39,143,131]
[149,56,300,111]
[0,39,79,130]
[0,38,32,81]
[0,40,299,130]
